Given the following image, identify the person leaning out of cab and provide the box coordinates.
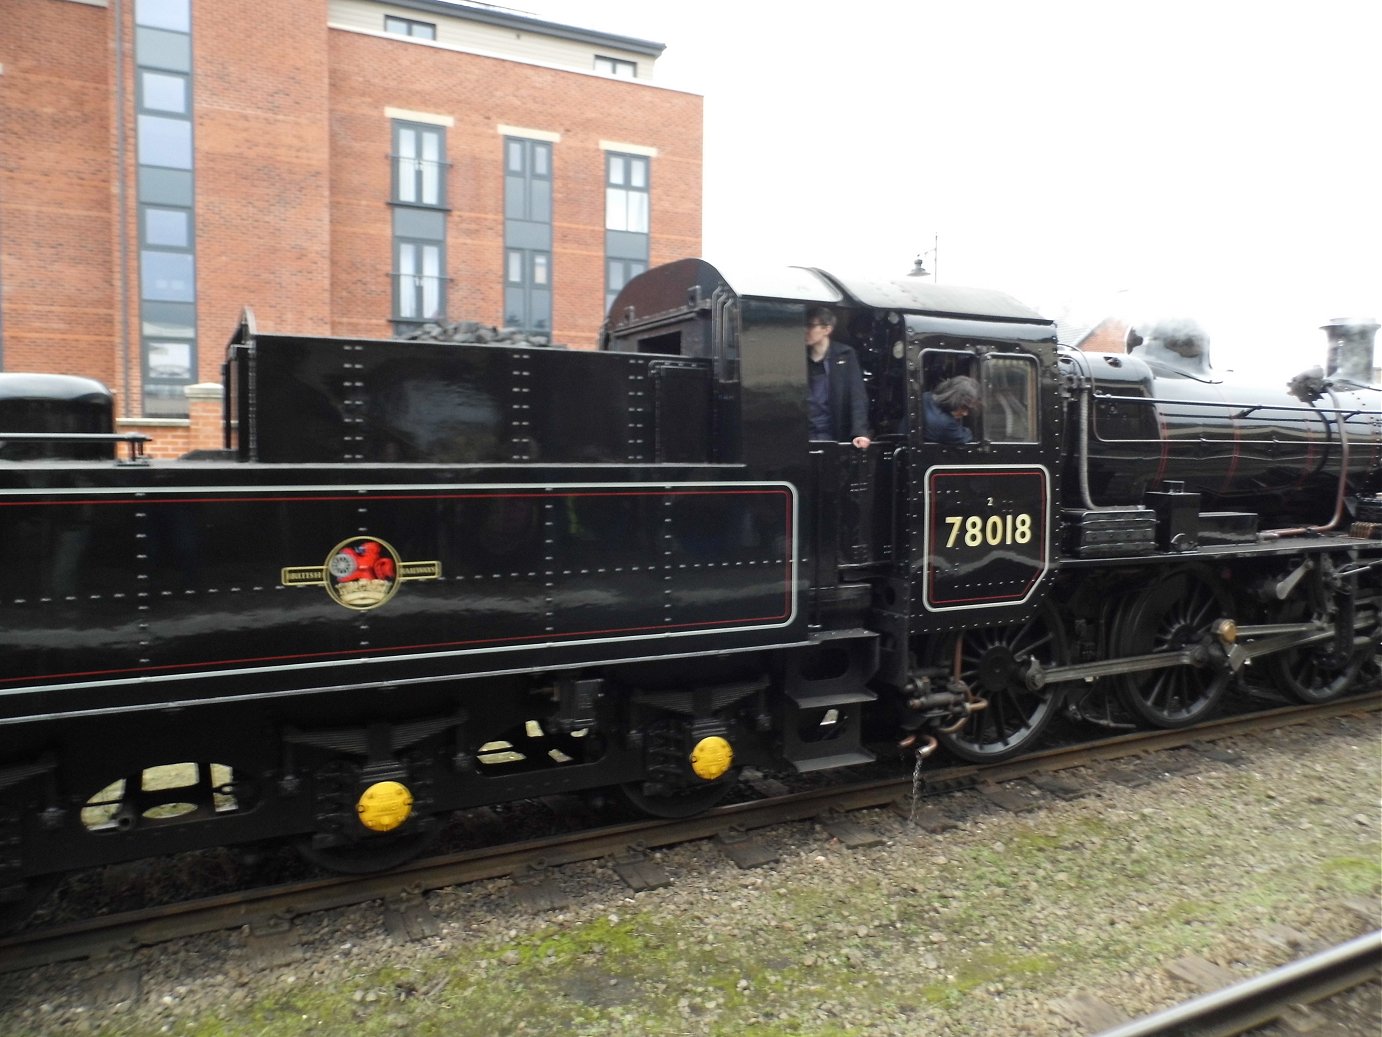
[922,375,979,445]
[805,307,871,449]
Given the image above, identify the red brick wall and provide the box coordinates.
[120,382,226,459]
[0,0,703,425]
[0,0,115,382]
[327,31,703,348]
[191,0,333,354]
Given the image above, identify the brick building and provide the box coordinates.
[0,0,703,455]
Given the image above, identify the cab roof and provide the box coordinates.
[606,258,1050,328]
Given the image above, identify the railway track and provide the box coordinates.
[1,691,1376,978]
[1089,930,1382,1037]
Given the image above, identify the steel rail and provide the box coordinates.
[1091,930,1382,1037]
[0,691,1376,976]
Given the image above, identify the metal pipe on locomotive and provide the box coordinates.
[0,259,1377,903]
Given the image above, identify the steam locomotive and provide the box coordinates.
[1,258,1378,899]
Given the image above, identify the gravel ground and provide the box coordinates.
[2,710,1379,1037]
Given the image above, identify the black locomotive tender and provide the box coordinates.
[1,259,1379,893]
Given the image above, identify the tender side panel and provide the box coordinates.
[4,497,148,681]
[0,482,797,700]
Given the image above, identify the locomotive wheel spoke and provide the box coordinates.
[1115,567,1233,728]
[1268,599,1365,703]
[933,602,1068,763]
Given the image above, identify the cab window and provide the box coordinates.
[918,348,978,445]
[984,356,1036,442]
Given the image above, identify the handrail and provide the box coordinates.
[1090,389,1370,421]
[0,432,150,465]
[0,433,148,441]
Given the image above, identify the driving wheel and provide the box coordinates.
[1115,566,1234,728]
[1268,599,1366,703]
[933,602,1068,763]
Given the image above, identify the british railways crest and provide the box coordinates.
[281,536,442,611]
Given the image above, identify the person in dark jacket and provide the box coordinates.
[805,307,871,448]
[922,375,979,444]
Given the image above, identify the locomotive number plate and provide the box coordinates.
[922,464,1050,611]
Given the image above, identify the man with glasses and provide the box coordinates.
[805,307,871,449]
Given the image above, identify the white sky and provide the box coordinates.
[516,0,1382,381]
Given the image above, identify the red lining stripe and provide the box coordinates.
[0,485,797,686]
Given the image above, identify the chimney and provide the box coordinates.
[1321,317,1379,383]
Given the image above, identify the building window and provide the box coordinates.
[606,258,647,314]
[504,138,551,222]
[140,250,195,302]
[390,120,448,329]
[139,70,187,113]
[137,114,192,169]
[392,123,447,207]
[390,120,448,330]
[136,0,190,32]
[146,341,192,381]
[384,15,436,40]
[505,248,552,332]
[504,137,554,334]
[594,55,637,78]
[605,153,649,233]
[604,151,650,319]
[144,207,189,247]
[141,301,194,338]
[394,240,444,322]
[134,0,195,417]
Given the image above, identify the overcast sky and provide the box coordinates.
[516,0,1381,380]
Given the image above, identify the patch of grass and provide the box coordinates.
[1321,855,1382,887]
[520,912,669,964]
[951,948,1056,991]
[734,1025,858,1037]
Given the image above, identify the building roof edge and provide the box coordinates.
[378,0,667,57]
[330,23,699,97]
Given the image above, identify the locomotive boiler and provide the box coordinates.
[0,259,1377,904]
[1060,316,1380,526]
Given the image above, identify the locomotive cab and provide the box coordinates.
[602,259,1065,612]
[605,260,1070,759]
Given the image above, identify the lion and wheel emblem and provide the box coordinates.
[282,536,440,611]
